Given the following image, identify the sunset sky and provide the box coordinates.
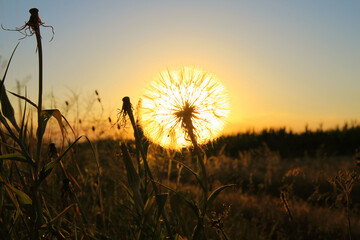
[0,1,359,134]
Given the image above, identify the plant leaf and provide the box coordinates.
[0,43,21,132]
[120,143,143,211]
[8,91,38,109]
[38,109,65,148]
[206,184,235,208]
[4,182,32,205]
[0,154,34,164]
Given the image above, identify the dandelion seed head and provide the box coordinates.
[139,67,229,150]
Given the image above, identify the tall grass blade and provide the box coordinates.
[41,204,74,228]
[18,98,27,143]
[0,43,21,131]
[0,154,34,164]
[206,184,235,208]
[8,91,38,109]
[120,143,144,211]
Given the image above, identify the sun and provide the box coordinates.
[138,67,230,150]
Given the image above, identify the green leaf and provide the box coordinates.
[0,154,34,164]
[4,183,32,205]
[206,184,235,208]
[0,43,20,131]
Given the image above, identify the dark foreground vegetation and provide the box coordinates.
[3,125,359,239]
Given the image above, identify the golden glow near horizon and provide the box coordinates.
[139,67,229,150]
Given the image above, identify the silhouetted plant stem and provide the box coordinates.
[30,8,43,174]
[122,97,174,240]
[177,107,208,240]
[183,116,208,197]
[18,8,45,239]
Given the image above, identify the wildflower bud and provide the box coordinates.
[28,8,41,29]
[29,8,39,15]
[122,96,131,114]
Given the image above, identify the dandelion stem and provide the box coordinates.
[183,116,208,196]
[183,115,208,240]
[31,8,43,172]
[24,8,44,240]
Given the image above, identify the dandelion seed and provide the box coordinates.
[138,67,229,150]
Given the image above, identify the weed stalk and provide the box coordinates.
[122,96,174,240]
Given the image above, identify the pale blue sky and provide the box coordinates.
[1,0,360,133]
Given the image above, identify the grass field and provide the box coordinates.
[1,123,359,239]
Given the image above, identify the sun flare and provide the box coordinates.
[139,67,230,150]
